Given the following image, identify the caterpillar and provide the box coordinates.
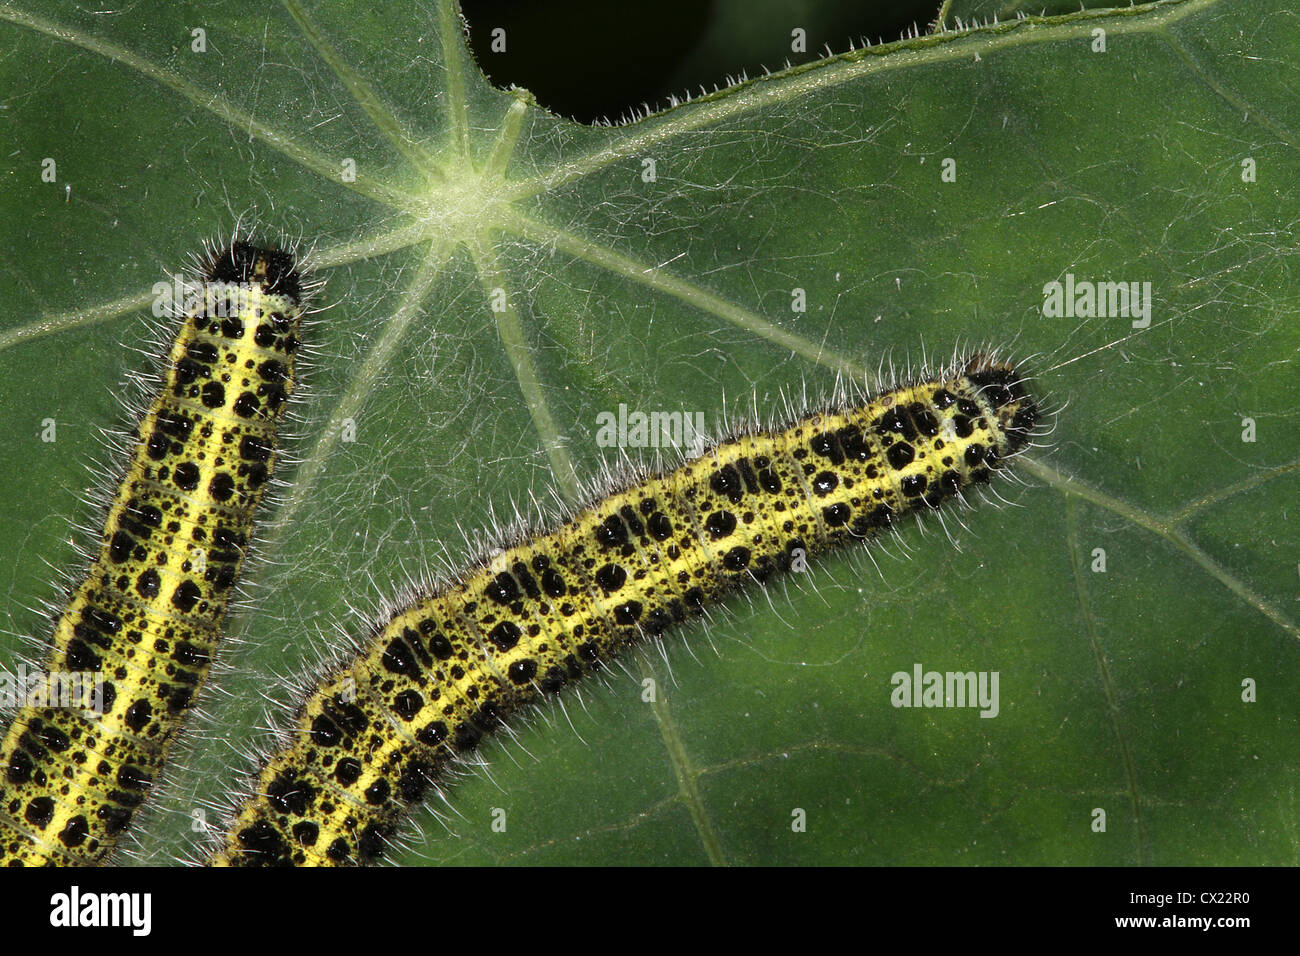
[212,352,1038,866]
[0,241,308,866]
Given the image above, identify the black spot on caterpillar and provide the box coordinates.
[0,242,309,865]
[211,353,1038,866]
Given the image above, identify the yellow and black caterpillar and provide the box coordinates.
[214,354,1038,866]
[0,242,306,865]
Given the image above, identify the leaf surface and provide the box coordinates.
[0,0,1295,865]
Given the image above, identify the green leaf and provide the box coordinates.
[0,0,1296,866]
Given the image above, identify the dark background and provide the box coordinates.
[460,0,944,122]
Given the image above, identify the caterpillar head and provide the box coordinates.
[960,354,1039,457]
[205,241,303,301]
